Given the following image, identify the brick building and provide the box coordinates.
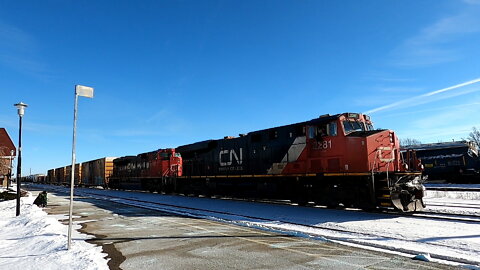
[0,128,16,187]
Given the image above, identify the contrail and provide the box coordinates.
[364,77,480,114]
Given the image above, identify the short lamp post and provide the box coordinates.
[14,102,27,217]
[8,149,14,188]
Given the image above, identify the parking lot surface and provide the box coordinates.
[31,188,459,270]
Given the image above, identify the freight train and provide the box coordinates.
[45,158,115,187]
[402,141,480,183]
[44,112,425,212]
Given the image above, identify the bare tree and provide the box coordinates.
[400,138,422,147]
[467,127,480,147]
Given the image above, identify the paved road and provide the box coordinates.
[29,187,460,270]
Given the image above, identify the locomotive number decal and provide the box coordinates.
[313,140,332,150]
[219,148,243,166]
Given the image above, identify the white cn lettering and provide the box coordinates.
[219,148,243,167]
[219,150,230,166]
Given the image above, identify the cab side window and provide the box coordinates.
[308,123,337,139]
[308,126,316,139]
[328,122,337,136]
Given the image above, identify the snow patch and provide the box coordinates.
[413,253,431,262]
[0,194,109,270]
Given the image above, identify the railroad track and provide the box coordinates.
[32,183,480,223]
[426,187,480,192]
[35,185,480,266]
[426,201,480,209]
[407,211,480,222]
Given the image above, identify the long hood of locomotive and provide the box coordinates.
[178,128,404,177]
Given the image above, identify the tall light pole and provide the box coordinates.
[14,102,27,217]
[68,85,93,250]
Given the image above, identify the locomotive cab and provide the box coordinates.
[303,113,425,211]
[154,149,183,177]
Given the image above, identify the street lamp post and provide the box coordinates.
[14,102,27,217]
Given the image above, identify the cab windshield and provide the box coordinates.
[343,120,365,134]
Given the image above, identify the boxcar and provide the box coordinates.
[54,167,66,185]
[47,169,55,184]
[65,164,82,185]
[80,157,115,187]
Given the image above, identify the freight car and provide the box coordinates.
[80,157,115,187]
[46,169,55,184]
[66,164,82,185]
[54,166,66,185]
[109,112,425,212]
[402,141,480,183]
[109,149,181,191]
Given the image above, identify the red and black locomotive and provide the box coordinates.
[108,112,425,212]
[109,148,182,192]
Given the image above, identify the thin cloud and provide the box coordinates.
[463,0,480,5]
[0,22,35,51]
[381,102,480,118]
[112,129,166,137]
[400,121,479,142]
[0,21,51,79]
[391,3,480,67]
[145,109,169,123]
[364,77,480,114]
[374,86,424,93]
[394,105,480,142]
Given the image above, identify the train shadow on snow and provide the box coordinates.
[27,184,401,226]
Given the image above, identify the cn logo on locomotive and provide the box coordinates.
[219,148,243,166]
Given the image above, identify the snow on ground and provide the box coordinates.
[16,183,480,269]
[424,185,480,216]
[425,183,480,190]
[57,184,480,268]
[0,187,109,270]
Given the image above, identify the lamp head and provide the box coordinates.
[14,102,28,117]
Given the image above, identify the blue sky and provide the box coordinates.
[1,0,480,175]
